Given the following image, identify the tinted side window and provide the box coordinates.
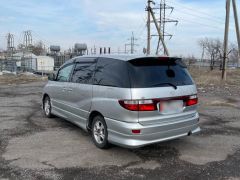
[56,64,74,82]
[71,63,96,84]
[94,58,130,88]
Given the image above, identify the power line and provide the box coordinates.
[31,31,52,47]
[175,17,224,30]
[167,0,225,23]
[172,8,226,26]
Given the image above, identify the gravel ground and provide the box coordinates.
[0,79,240,180]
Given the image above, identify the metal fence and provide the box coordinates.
[0,55,70,75]
[0,58,53,74]
[1,56,239,75]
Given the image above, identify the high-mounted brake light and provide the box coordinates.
[158,57,169,61]
[119,99,157,111]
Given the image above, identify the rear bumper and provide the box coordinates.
[105,113,200,148]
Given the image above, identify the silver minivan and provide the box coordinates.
[42,55,200,149]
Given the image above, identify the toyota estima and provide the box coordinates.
[43,55,200,149]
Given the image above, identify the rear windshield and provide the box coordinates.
[127,58,194,88]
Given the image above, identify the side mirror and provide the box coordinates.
[48,73,56,81]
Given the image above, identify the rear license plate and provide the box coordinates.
[159,100,183,114]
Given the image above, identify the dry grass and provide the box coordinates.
[189,67,240,87]
[0,68,240,87]
[0,74,47,85]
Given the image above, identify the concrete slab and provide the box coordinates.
[3,129,141,169]
[169,135,240,165]
[126,160,161,170]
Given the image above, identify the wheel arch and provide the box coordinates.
[87,111,104,131]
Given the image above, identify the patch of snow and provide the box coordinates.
[22,72,34,76]
[1,71,16,75]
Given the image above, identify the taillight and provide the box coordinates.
[119,100,139,111]
[186,95,198,106]
[119,99,157,111]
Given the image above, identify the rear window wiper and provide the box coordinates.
[150,83,177,89]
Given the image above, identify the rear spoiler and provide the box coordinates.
[128,57,187,68]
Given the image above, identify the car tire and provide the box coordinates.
[43,96,53,118]
[91,116,109,149]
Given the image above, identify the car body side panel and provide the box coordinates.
[43,81,91,130]
[90,85,139,123]
[43,81,70,119]
[63,82,93,129]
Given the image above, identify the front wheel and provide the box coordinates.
[91,116,109,149]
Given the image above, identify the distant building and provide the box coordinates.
[36,56,54,71]
[12,52,54,72]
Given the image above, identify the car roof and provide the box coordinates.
[62,54,178,67]
[80,54,172,61]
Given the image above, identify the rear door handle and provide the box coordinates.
[62,87,72,92]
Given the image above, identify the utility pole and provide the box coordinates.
[7,33,14,57]
[222,0,231,80]
[146,0,171,56]
[125,32,138,54]
[154,0,178,55]
[232,0,240,66]
[23,30,33,50]
[147,0,151,55]
[23,30,33,71]
[201,45,206,67]
[149,6,169,56]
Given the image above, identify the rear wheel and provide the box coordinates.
[91,116,109,149]
[43,96,53,118]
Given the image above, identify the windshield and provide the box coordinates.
[127,57,194,88]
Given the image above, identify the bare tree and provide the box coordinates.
[17,44,25,51]
[32,41,45,56]
[17,41,45,56]
[198,38,223,70]
[229,43,239,66]
[185,55,197,67]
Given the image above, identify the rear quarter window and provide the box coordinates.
[94,58,130,88]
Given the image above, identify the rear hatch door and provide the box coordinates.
[127,57,198,126]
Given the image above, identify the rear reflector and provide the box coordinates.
[132,129,141,134]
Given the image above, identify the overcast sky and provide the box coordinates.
[0,0,239,58]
